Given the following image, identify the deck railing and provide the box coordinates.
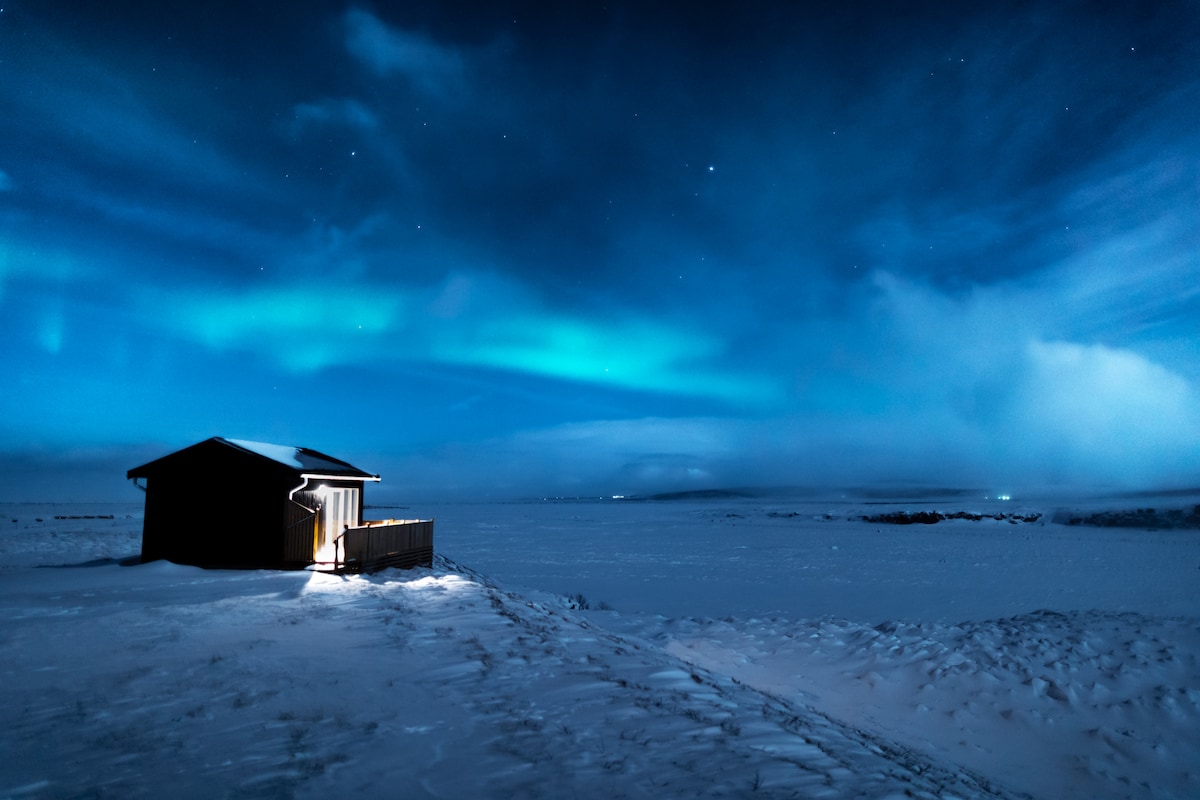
[336,519,434,572]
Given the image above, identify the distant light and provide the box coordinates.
[999,494,1011,501]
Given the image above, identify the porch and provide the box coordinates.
[308,518,435,573]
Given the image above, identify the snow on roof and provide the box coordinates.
[222,438,378,479]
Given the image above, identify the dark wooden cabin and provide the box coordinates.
[127,437,433,571]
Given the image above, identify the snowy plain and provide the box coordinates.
[1,490,1198,799]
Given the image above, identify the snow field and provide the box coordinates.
[3,556,1016,799]
[631,610,1200,800]
[425,497,1200,622]
[2,495,1199,798]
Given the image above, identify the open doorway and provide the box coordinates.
[317,486,360,557]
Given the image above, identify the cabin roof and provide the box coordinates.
[222,438,378,478]
[127,437,379,480]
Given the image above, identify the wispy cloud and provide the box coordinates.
[3,49,242,192]
[815,266,1200,488]
[378,417,744,497]
[0,236,88,302]
[1013,340,1200,482]
[343,9,468,96]
[287,97,379,134]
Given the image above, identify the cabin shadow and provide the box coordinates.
[36,555,144,569]
[127,437,433,573]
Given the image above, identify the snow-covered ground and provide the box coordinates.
[1,493,1198,799]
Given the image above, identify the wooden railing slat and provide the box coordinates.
[338,519,434,572]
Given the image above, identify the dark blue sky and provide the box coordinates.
[2,1,1198,500]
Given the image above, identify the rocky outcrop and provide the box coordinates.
[1060,505,1200,529]
[862,511,1042,525]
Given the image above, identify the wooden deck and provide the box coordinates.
[337,519,434,573]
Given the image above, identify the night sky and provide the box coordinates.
[2,1,1198,501]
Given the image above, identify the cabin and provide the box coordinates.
[127,437,433,572]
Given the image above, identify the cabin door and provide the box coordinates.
[320,487,360,549]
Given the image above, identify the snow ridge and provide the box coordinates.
[4,555,1023,799]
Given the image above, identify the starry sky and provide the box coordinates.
[2,1,1198,501]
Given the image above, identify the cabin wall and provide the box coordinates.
[292,479,366,554]
[136,440,299,569]
[281,498,318,568]
[141,478,294,567]
[139,486,174,563]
